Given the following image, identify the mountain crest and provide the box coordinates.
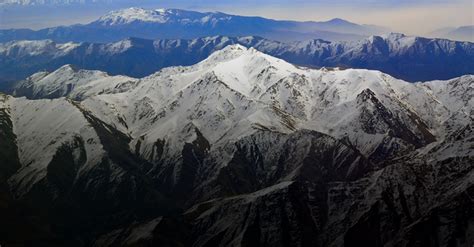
[201,44,251,64]
[326,18,354,25]
[96,7,171,25]
[1,41,472,246]
[94,7,230,26]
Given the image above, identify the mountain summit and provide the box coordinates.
[1,45,472,245]
[93,7,231,26]
[95,7,173,25]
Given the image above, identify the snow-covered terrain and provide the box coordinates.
[7,95,106,197]
[0,46,472,246]
[64,45,469,161]
[2,34,472,88]
[13,64,139,100]
[95,7,234,26]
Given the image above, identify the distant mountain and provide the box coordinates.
[1,33,472,89]
[0,7,387,43]
[0,0,113,5]
[2,45,473,245]
[430,26,474,42]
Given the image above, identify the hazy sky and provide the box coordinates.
[214,0,474,35]
[0,0,472,35]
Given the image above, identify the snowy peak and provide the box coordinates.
[13,65,138,100]
[1,0,114,6]
[199,44,249,63]
[94,7,231,26]
[92,7,383,34]
[381,32,407,40]
[201,44,293,69]
[1,43,472,246]
[103,37,156,54]
[191,44,260,70]
[378,33,418,48]
[73,48,470,160]
[193,44,298,96]
[0,39,81,59]
[2,34,471,86]
[96,7,170,25]
[376,32,471,50]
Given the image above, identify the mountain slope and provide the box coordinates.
[2,34,472,89]
[0,92,178,245]
[13,64,139,100]
[12,44,471,159]
[1,46,473,246]
[0,7,386,43]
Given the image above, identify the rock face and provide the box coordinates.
[1,34,472,91]
[0,46,473,246]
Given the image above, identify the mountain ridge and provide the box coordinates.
[0,7,387,43]
[1,33,472,89]
[430,25,474,42]
[1,45,472,245]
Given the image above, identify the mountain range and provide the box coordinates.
[0,7,388,43]
[1,45,473,246]
[430,26,474,42]
[0,0,110,5]
[0,33,472,91]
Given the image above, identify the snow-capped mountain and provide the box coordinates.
[13,64,138,100]
[1,34,472,89]
[0,0,108,5]
[1,45,472,245]
[0,7,387,43]
[92,7,386,36]
[93,7,233,26]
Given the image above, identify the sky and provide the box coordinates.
[0,0,472,35]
